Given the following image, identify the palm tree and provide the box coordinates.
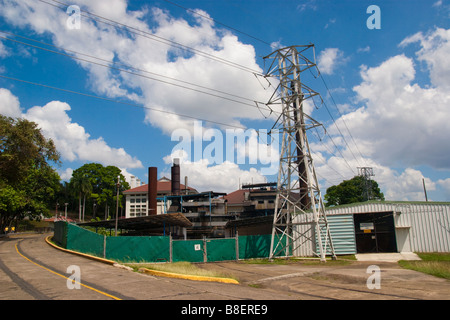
[71,175,92,221]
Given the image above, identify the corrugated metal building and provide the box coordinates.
[294,201,450,256]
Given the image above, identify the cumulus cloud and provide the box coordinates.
[342,52,450,169]
[162,149,266,193]
[400,27,450,89]
[0,88,22,117]
[0,0,272,136]
[317,48,346,75]
[0,88,143,169]
[316,27,450,200]
[313,152,437,201]
[437,178,450,198]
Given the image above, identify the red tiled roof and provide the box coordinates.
[222,189,247,204]
[124,179,196,194]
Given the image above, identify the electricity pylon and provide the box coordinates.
[358,167,375,201]
[264,45,336,262]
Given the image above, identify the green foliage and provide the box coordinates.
[0,115,61,232]
[324,175,384,207]
[68,163,130,220]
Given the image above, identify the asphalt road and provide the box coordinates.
[1,233,448,302]
[0,233,296,300]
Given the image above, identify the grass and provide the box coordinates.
[126,261,237,280]
[242,255,356,266]
[398,253,450,280]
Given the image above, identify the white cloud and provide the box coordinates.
[0,88,143,169]
[380,168,435,201]
[0,1,273,135]
[314,151,438,201]
[0,88,22,117]
[357,46,370,53]
[437,178,450,198]
[162,149,266,193]
[0,40,9,58]
[332,50,450,170]
[316,29,450,200]
[317,48,346,75]
[297,0,317,12]
[58,167,73,182]
[400,27,450,89]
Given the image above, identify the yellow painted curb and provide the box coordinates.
[45,236,116,265]
[138,268,239,285]
[46,236,239,285]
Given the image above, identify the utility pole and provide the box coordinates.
[422,178,428,202]
[115,175,120,236]
[358,167,374,201]
[64,203,68,219]
[265,45,336,262]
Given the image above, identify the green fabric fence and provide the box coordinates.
[54,221,285,263]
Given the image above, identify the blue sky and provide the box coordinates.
[0,0,450,201]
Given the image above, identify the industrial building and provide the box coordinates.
[93,158,450,255]
[121,161,279,239]
[293,201,450,256]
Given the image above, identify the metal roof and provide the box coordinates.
[77,212,193,231]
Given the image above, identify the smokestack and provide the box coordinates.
[148,167,157,215]
[171,158,181,196]
[184,176,188,195]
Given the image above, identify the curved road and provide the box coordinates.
[0,233,295,300]
[2,233,449,301]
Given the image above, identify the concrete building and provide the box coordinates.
[123,177,197,218]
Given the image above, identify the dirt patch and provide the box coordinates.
[307,271,365,285]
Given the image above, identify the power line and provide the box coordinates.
[38,0,264,76]
[0,32,275,115]
[162,0,273,47]
[7,0,366,178]
[318,71,368,167]
[0,74,249,130]
[310,128,356,178]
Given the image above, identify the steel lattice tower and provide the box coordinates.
[264,45,336,262]
[358,167,375,201]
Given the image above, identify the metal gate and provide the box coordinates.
[354,212,397,253]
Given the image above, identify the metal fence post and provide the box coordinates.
[103,234,106,259]
[203,236,207,263]
[235,231,239,261]
[169,233,173,263]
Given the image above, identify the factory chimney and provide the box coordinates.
[171,158,181,196]
[148,167,157,215]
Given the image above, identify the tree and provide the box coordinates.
[69,163,129,220]
[70,174,92,221]
[0,115,61,233]
[324,175,384,207]
[0,115,59,184]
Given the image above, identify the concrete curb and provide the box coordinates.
[45,236,239,284]
[138,267,240,284]
[45,236,116,265]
